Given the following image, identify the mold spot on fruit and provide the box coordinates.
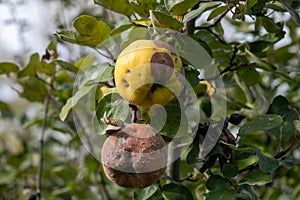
[122,79,129,87]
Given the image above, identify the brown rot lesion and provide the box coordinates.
[150,52,174,83]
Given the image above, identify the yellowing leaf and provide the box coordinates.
[57,15,111,48]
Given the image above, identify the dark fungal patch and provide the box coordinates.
[122,79,129,87]
[150,83,163,93]
[171,52,178,57]
[150,52,174,83]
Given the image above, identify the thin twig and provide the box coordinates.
[219,45,239,74]
[36,74,54,200]
[195,10,229,29]
[238,139,300,174]
[94,48,114,61]
[274,139,300,159]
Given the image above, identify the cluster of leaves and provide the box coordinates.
[0,0,300,199]
[186,96,300,199]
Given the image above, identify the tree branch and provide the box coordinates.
[166,138,181,182]
[73,112,111,200]
[36,74,54,200]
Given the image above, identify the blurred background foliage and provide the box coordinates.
[0,0,300,199]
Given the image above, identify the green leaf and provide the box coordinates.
[221,141,256,154]
[245,48,277,72]
[248,40,273,52]
[186,139,200,164]
[0,101,14,118]
[55,30,77,44]
[79,63,113,88]
[259,32,285,43]
[75,55,95,70]
[205,189,236,200]
[150,10,184,31]
[240,184,258,200]
[206,175,229,191]
[120,27,150,49]
[130,19,152,27]
[267,96,299,140]
[0,62,19,74]
[256,150,279,172]
[162,183,194,200]
[183,1,222,23]
[47,37,57,51]
[246,0,257,9]
[207,6,228,21]
[176,37,212,68]
[96,93,130,134]
[18,53,39,78]
[59,85,94,121]
[111,24,134,35]
[221,163,238,178]
[237,68,260,86]
[236,193,251,200]
[184,67,200,88]
[94,0,153,17]
[37,61,56,75]
[133,184,159,200]
[72,15,111,48]
[18,77,48,102]
[0,170,16,185]
[56,60,79,74]
[266,2,285,12]
[260,16,282,33]
[246,0,267,15]
[238,114,283,136]
[165,0,199,16]
[267,95,299,120]
[240,169,272,185]
[142,99,182,140]
[94,0,133,16]
[281,156,299,169]
[280,0,300,25]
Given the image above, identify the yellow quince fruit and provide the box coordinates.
[114,40,185,108]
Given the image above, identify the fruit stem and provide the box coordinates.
[167,138,181,182]
[129,104,139,123]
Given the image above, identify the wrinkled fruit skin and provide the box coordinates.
[101,123,167,188]
[114,40,185,108]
